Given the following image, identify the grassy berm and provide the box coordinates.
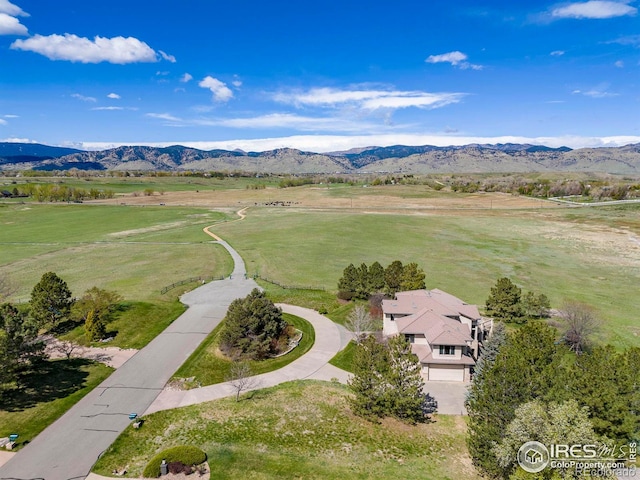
[94,381,479,479]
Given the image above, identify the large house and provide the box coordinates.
[382,289,491,382]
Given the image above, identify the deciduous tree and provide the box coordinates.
[226,361,260,402]
[559,301,600,354]
[345,305,374,344]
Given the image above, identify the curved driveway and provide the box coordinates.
[0,235,258,480]
[145,304,350,415]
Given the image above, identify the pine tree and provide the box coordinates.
[466,322,558,478]
[355,263,370,299]
[485,277,524,323]
[337,263,359,300]
[85,309,107,342]
[384,260,404,296]
[400,262,426,291]
[219,288,286,360]
[348,335,390,420]
[385,335,425,423]
[368,261,386,293]
[30,272,74,331]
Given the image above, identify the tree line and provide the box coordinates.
[337,260,426,300]
[466,322,640,479]
[8,183,115,202]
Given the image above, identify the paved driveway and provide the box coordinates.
[0,239,257,480]
[423,381,469,415]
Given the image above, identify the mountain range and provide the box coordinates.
[1,142,640,174]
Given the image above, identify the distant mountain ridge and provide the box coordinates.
[1,141,639,174]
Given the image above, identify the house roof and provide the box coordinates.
[383,289,480,320]
[396,308,472,345]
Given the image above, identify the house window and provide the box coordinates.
[405,334,415,344]
[439,345,455,355]
[471,325,476,340]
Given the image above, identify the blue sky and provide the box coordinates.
[1,0,639,152]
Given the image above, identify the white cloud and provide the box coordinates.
[572,86,617,98]
[158,50,176,63]
[79,134,640,153]
[198,76,233,102]
[11,34,161,64]
[0,12,26,35]
[107,93,121,99]
[551,1,637,19]
[3,114,18,118]
[550,50,565,56]
[426,51,483,70]
[0,0,28,16]
[146,112,182,122]
[614,60,624,67]
[92,106,124,111]
[0,136,36,143]
[0,118,7,125]
[232,80,243,88]
[180,73,193,83]
[609,34,640,46]
[71,93,97,102]
[274,87,465,111]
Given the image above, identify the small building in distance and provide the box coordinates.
[382,289,492,382]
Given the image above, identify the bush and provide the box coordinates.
[142,445,206,478]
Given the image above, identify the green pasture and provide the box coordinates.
[93,381,479,480]
[0,204,233,301]
[172,313,315,387]
[215,206,640,348]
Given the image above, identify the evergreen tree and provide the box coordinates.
[466,322,558,478]
[337,263,358,300]
[0,303,44,393]
[355,263,370,299]
[219,289,286,360]
[522,291,551,318]
[485,277,524,323]
[563,345,636,441]
[348,335,390,420]
[385,335,425,423]
[384,260,404,296]
[368,261,386,293]
[465,321,506,407]
[85,309,107,342]
[400,262,426,291]
[30,272,74,331]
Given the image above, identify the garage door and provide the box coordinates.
[428,365,464,382]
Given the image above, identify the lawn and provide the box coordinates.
[92,381,480,480]
[215,206,640,348]
[61,300,187,349]
[172,313,315,387]
[0,359,113,446]
[329,340,357,372]
[0,204,233,302]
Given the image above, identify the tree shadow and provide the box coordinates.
[0,358,92,412]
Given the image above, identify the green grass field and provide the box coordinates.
[92,381,480,480]
[0,203,233,301]
[215,205,640,348]
[173,313,315,387]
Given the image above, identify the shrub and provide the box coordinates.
[142,445,206,478]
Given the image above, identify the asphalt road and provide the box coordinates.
[0,239,257,480]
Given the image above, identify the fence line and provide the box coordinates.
[160,275,225,294]
[253,274,326,292]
